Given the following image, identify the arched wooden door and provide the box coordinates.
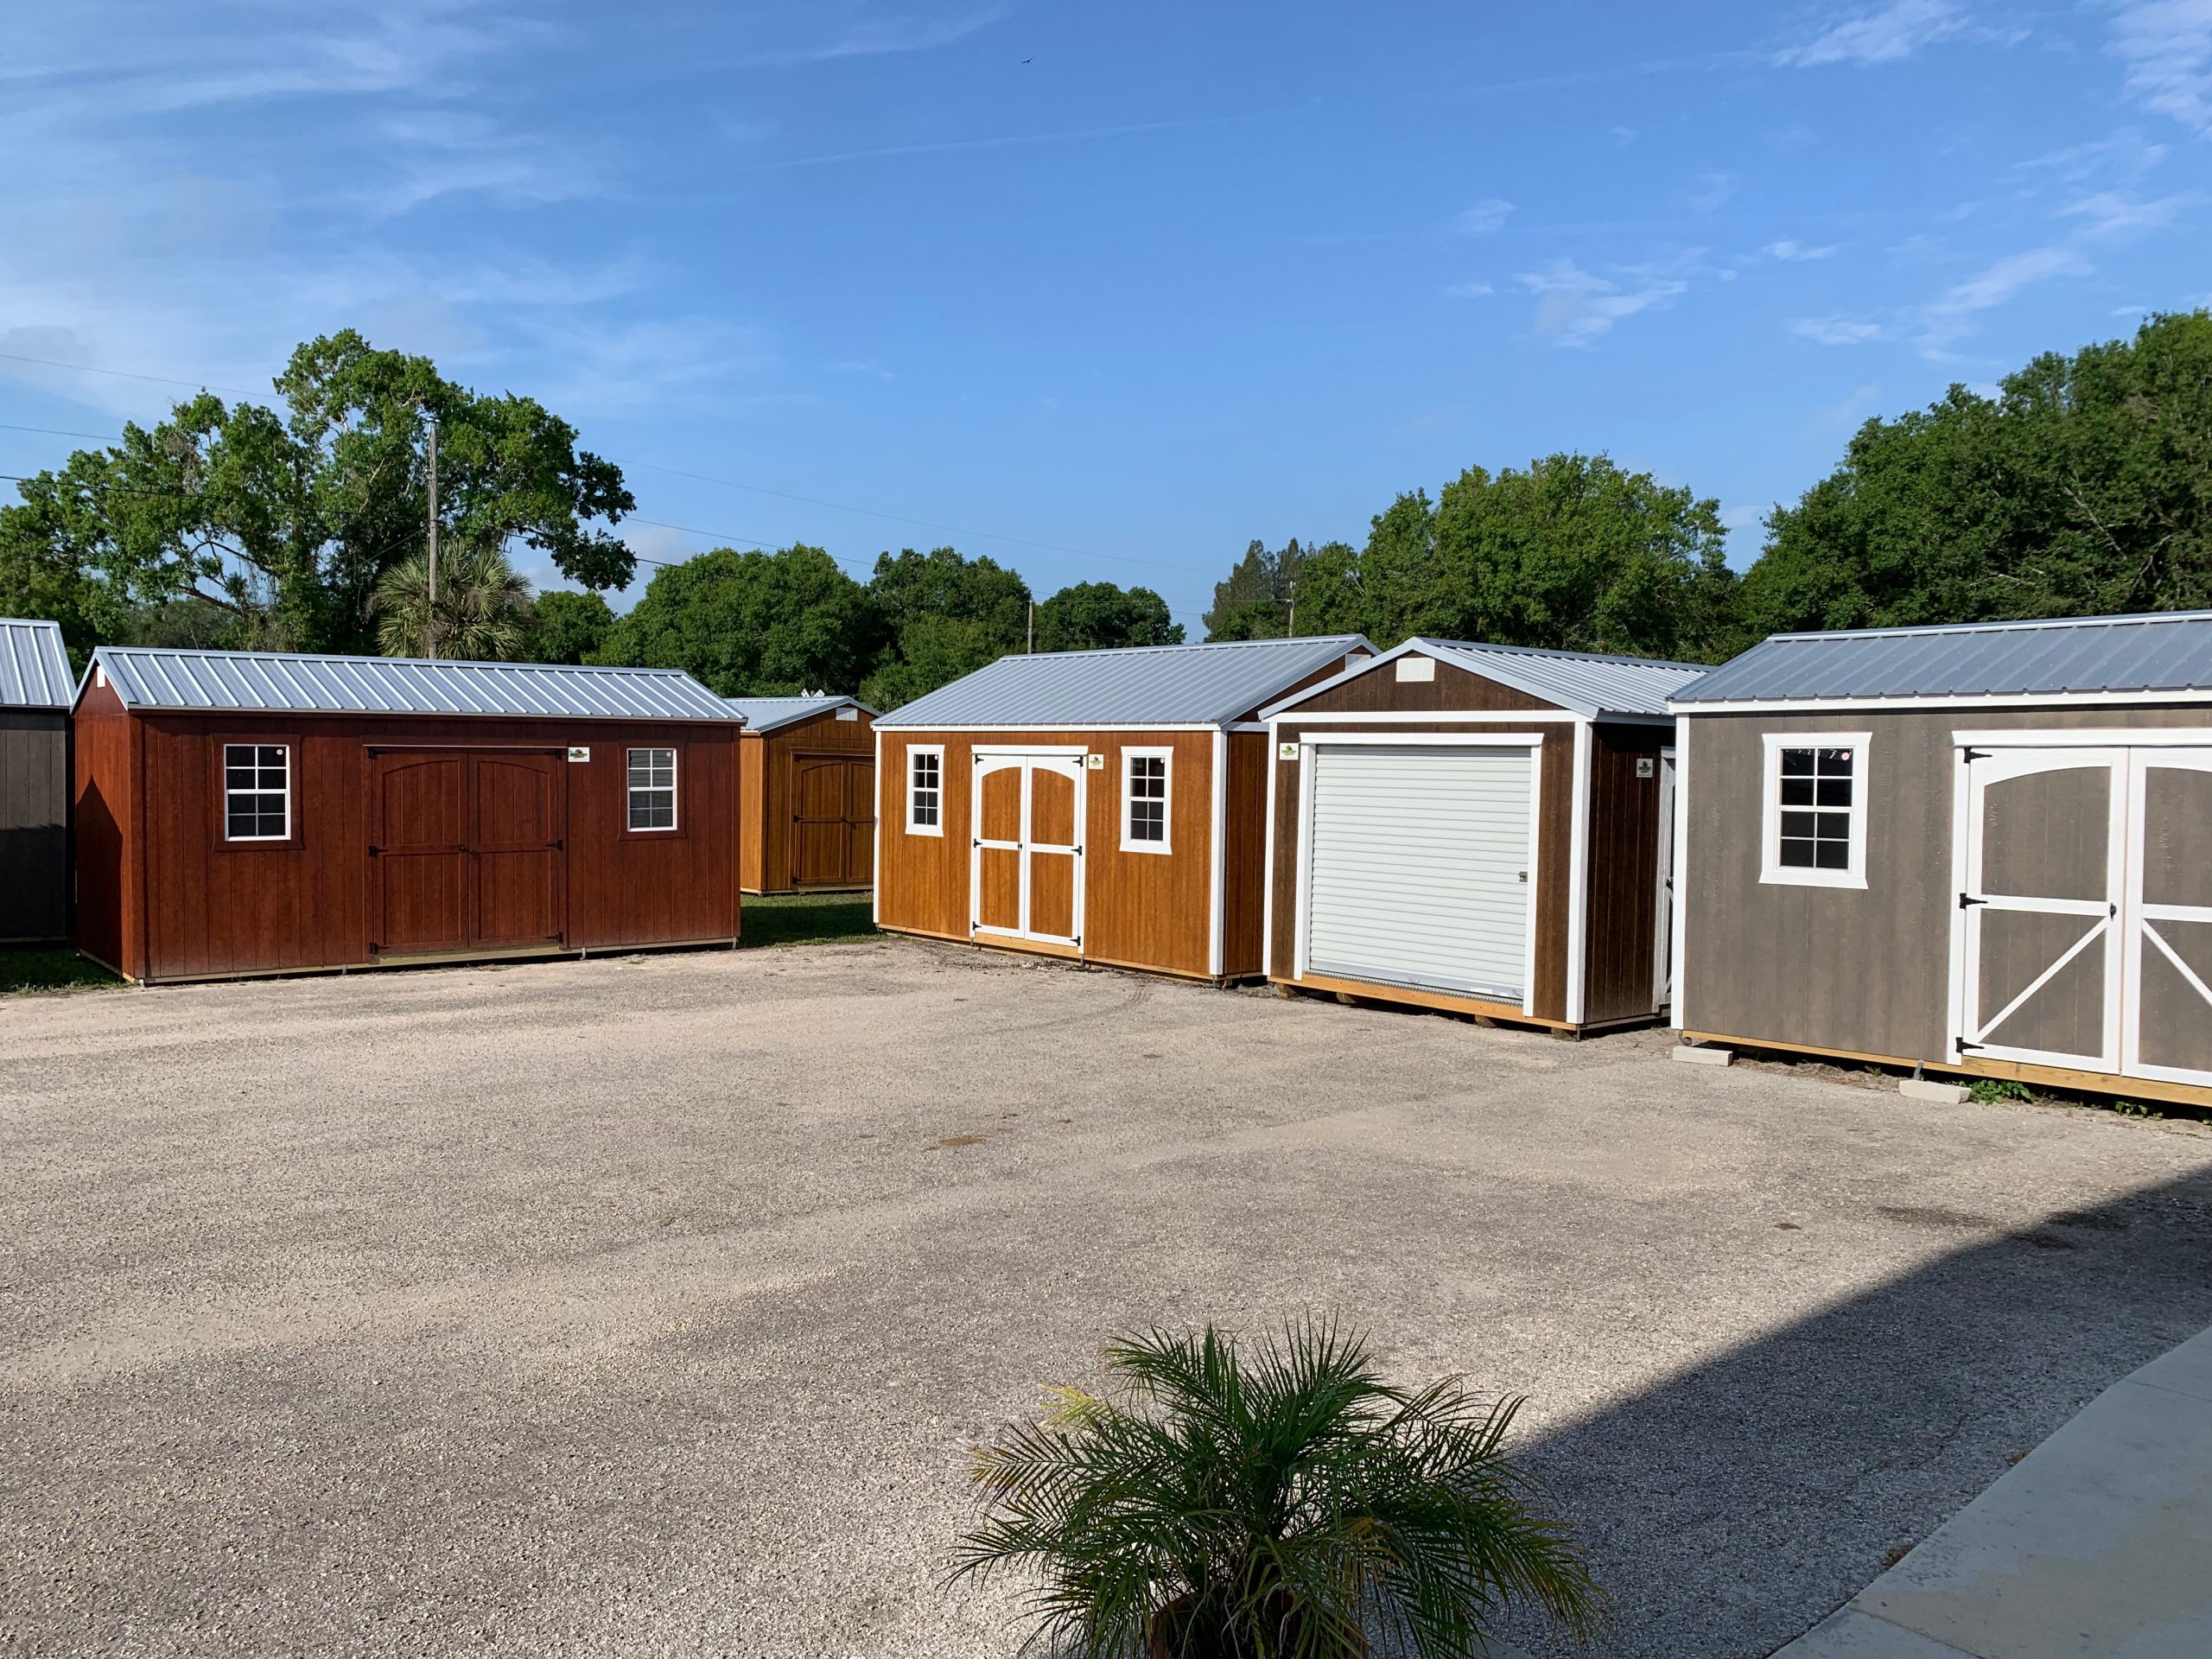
[969,750,1085,949]
[370,749,567,958]
[791,754,876,887]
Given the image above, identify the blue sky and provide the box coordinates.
[3,2,2208,633]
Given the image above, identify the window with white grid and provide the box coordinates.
[223,744,290,841]
[627,747,677,831]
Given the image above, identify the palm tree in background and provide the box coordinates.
[372,543,533,661]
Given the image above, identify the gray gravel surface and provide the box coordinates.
[3,939,2209,1659]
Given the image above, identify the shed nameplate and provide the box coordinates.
[1395,656,1435,683]
[1279,743,1299,760]
[1637,757,1655,778]
[568,747,591,762]
[1086,753,1105,769]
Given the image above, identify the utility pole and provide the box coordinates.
[1286,577,1296,639]
[1027,600,1034,653]
[423,413,440,659]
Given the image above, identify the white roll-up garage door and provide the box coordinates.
[1302,743,1537,1001]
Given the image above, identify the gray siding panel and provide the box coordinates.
[1682,702,2212,1065]
[0,711,70,942]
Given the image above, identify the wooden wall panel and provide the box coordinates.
[71,679,140,977]
[1221,731,1268,976]
[0,711,71,944]
[738,734,766,893]
[1581,723,1668,1024]
[874,728,1218,976]
[1283,657,1555,715]
[745,708,875,893]
[124,714,737,981]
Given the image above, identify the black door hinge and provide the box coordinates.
[367,845,381,857]
[1962,747,1989,764]
[1955,1038,1981,1052]
[550,838,563,852]
[1959,893,1986,909]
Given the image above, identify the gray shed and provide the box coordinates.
[1669,610,2212,1108]
[0,619,76,944]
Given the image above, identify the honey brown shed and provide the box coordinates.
[725,695,879,893]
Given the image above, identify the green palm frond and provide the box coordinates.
[950,1319,1605,1658]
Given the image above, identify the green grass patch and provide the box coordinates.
[740,890,880,950]
[0,946,124,995]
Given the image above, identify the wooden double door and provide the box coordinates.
[971,750,1086,949]
[791,753,875,887]
[370,748,567,958]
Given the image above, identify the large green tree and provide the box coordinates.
[1284,455,1742,660]
[0,328,635,656]
[1743,309,2212,633]
[1033,581,1185,651]
[861,545,1031,708]
[593,543,880,696]
[1202,537,1318,640]
[527,589,616,665]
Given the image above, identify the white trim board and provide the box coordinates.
[1293,730,1551,747]
[1952,727,2212,748]
[1566,719,1591,1025]
[876,721,1259,734]
[1208,729,1227,976]
[1674,689,2212,715]
[1669,725,1688,1031]
[1268,709,1583,726]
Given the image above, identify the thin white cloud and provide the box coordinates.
[1517,258,1688,346]
[2062,189,2192,236]
[1687,172,1738,213]
[1440,281,1496,299]
[2108,0,2212,135]
[732,3,1014,68]
[2018,129,2168,186]
[1809,383,1885,434]
[1766,239,1841,260]
[1774,0,1967,67]
[1913,244,2092,354]
[1794,315,1888,346]
[1451,199,1515,234]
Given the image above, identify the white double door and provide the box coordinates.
[1953,743,2212,1087]
[970,749,1086,948]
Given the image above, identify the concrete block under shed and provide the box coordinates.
[1672,1044,1733,1067]
[1900,1078,1971,1104]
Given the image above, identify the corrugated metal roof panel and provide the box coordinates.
[874,635,1371,728]
[722,694,879,734]
[1673,611,2212,705]
[0,618,73,709]
[89,646,740,721]
[1421,639,1707,719]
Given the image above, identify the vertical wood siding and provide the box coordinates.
[751,707,875,893]
[0,710,70,944]
[1681,702,2212,1064]
[874,728,1221,976]
[80,712,740,982]
[1580,723,1669,1024]
[1221,731,1269,976]
[72,679,140,977]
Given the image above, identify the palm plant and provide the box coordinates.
[372,543,533,661]
[950,1321,1603,1659]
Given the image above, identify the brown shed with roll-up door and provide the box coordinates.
[725,695,879,893]
[1669,610,2212,1109]
[0,619,76,945]
[73,645,743,985]
[1260,639,1707,1034]
[872,636,1371,980]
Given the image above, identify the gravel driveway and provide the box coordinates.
[3,940,2209,1658]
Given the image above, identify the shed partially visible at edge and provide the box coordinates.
[1669,609,2212,1109]
[75,645,746,984]
[0,618,75,944]
[725,695,879,893]
[1262,638,1704,1033]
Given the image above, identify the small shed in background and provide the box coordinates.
[724,695,879,893]
[1262,639,1706,1034]
[1670,610,2212,1108]
[75,646,745,984]
[874,635,1370,980]
[0,618,76,944]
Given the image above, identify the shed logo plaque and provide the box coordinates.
[1086,753,1105,769]
[1279,743,1299,760]
[568,747,591,762]
[1637,757,1655,779]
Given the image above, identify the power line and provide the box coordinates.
[0,351,264,399]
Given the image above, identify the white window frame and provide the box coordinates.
[906,745,944,836]
[626,747,679,833]
[222,742,292,842]
[1760,730,1871,889]
[1121,747,1173,854]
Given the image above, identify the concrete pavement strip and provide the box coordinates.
[1772,1322,2212,1659]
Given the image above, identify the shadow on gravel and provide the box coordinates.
[1497,1167,2212,1659]
[739,891,879,950]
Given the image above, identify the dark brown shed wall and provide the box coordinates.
[0,709,71,943]
[72,679,139,976]
[1681,702,2212,1063]
[1581,722,1669,1025]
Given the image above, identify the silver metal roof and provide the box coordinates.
[874,635,1372,728]
[0,618,73,709]
[1262,637,1704,721]
[86,646,741,722]
[722,694,879,734]
[1673,611,2212,707]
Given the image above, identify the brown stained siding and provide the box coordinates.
[115,714,739,982]
[1681,702,2212,1065]
[738,733,767,892]
[875,728,1217,976]
[0,710,71,944]
[1221,731,1269,976]
[1280,655,1555,716]
[72,679,139,976]
[1267,721,1575,1020]
[1581,723,1669,1024]
[753,706,875,893]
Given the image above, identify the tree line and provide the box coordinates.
[5,312,2208,705]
